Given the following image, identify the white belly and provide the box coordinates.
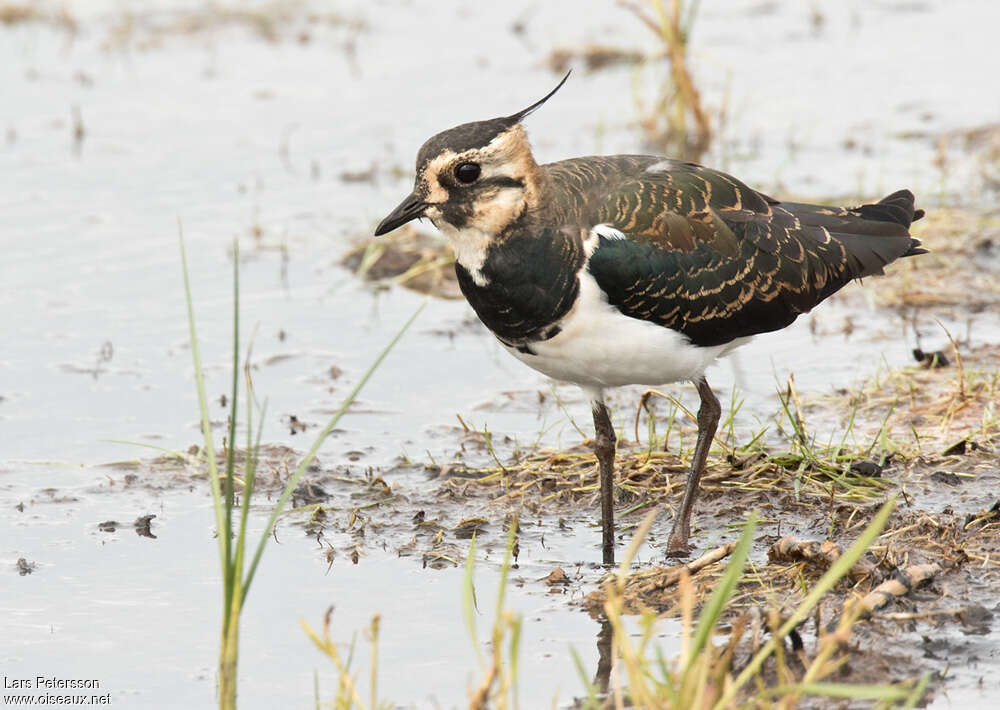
[503,271,749,389]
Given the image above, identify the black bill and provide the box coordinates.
[374,192,426,236]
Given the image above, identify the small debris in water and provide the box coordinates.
[769,537,875,581]
[134,514,156,538]
[286,414,307,435]
[941,439,972,456]
[963,500,1000,530]
[367,476,389,493]
[98,515,157,537]
[857,562,942,617]
[452,517,488,539]
[545,568,569,586]
[338,163,377,183]
[957,604,994,636]
[850,460,884,477]
[929,471,962,486]
[16,558,35,576]
[913,348,950,368]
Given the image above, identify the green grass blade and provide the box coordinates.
[686,513,756,671]
[495,518,518,620]
[463,533,482,666]
[178,221,227,579]
[222,239,241,620]
[369,614,380,710]
[231,384,265,629]
[901,673,931,709]
[103,440,192,460]
[568,647,601,710]
[241,302,425,602]
[508,613,522,710]
[763,681,911,701]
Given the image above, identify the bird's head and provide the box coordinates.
[374,72,570,239]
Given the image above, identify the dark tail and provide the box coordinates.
[780,188,928,281]
[851,189,927,256]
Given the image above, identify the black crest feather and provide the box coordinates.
[505,71,571,124]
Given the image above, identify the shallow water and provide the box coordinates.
[5,476,637,708]
[3,0,999,707]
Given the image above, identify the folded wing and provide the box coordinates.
[587,164,924,347]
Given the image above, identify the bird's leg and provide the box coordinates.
[591,398,617,566]
[593,618,612,693]
[666,377,720,557]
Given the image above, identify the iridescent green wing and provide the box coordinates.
[588,163,923,347]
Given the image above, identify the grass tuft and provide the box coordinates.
[179,224,420,708]
[621,0,712,160]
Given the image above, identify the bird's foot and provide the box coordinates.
[665,525,691,558]
[664,541,691,559]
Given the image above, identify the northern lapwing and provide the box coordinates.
[375,74,925,565]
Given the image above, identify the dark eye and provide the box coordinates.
[454,162,481,184]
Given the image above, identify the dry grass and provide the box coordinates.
[344,225,461,300]
[547,45,646,74]
[439,441,893,520]
[936,122,1000,197]
[622,0,713,160]
[589,505,931,709]
[541,0,715,159]
[439,337,998,525]
[100,2,364,50]
[809,342,1000,452]
[866,206,1000,312]
[0,2,76,31]
[584,498,997,618]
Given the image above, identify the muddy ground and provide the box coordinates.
[124,332,1000,707]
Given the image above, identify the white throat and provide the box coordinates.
[436,222,491,287]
